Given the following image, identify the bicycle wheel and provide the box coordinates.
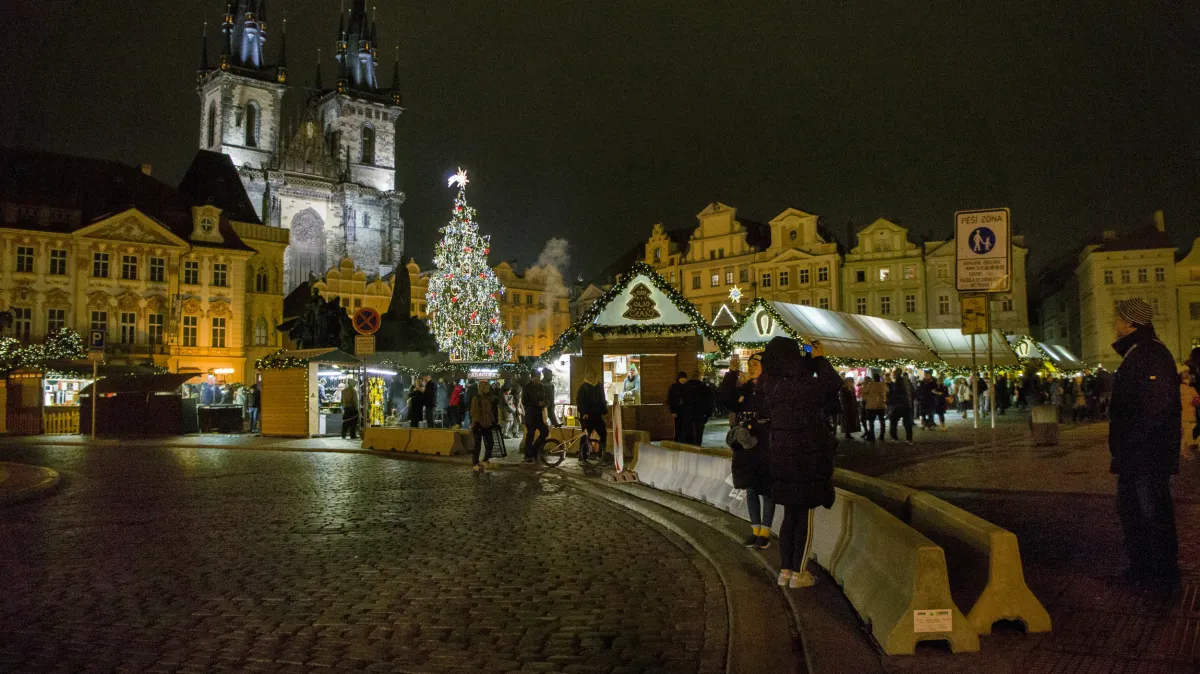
[540,438,566,467]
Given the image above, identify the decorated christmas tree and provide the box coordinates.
[425,169,513,362]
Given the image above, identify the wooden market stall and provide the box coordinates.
[540,262,719,440]
[911,328,1022,369]
[79,374,194,436]
[258,348,362,438]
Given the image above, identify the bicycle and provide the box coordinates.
[540,428,605,467]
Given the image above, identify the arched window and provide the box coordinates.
[245,101,260,147]
[207,102,217,148]
[254,317,268,346]
[255,267,269,293]
[361,124,375,165]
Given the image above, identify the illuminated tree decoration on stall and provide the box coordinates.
[425,169,513,362]
[621,283,661,320]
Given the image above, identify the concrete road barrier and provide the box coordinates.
[361,427,472,456]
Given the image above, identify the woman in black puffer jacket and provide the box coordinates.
[720,353,774,550]
[756,336,843,589]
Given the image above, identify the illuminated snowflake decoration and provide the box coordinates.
[728,285,743,303]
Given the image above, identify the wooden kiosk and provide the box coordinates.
[258,348,362,438]
[543,263,718,440]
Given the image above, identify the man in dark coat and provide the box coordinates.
[887,368,915,443]
[684,378,713,445]
[422,375,437,428]
[1109,298,1182,587]
[522,370,548,463]
[667,372,690,443]
[757,337,842,588]
[575,368,608,463]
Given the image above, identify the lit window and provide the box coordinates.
[183,260,199,285]
[710,274,719,287]
[936,262,949,279]
[120,312,136,344]
[903,265,917,280]
[121,255,138,280]
[818,266,829,282]
[938,295,950,315]
[49,249,67,276]
[182,316,197,347]
[211,317,226,348]
[212,263,228,287]
[1104,270,1113,285]
[254,317,268,346]
[761,273,772,288]
[879,268,890,281]
[149,257,165,283]
[880,296,892,315]
[653,248,661,262]
[855,297,866,314]
[92,252,109,278]
[15,246,34,274]
[905,294,916,313]
[148,314,164,345]
[725,271,733,285]
[778,271,789,287]
[12,307,31,341]
[47,308,65,334]
[799,268,810,284]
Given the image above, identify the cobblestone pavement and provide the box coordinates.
[0,445,727,673]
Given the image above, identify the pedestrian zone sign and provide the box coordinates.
[955,208,1011,293]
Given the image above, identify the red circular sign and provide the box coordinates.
[352,307,381,335]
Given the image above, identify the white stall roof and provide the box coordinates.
[911,329,1021,367]
[1038,342,1085,371]
[728,301,941,364]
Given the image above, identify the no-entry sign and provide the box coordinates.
[955,208,1011,293]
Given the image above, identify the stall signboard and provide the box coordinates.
[468,366,500,380]
[955,208,1011,293]
[960,295,989,335]
[353,308,381,335]
[354,334,376,356]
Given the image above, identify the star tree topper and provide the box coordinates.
[448,168,470,189]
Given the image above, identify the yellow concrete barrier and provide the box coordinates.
[361,427,472,456]
[910,493,1052,636]
[834,493,980,654]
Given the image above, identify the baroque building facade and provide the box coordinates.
[195,0,405,293]
[0,149,287,384]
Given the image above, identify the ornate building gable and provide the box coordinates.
[851,218,919,256]
[75,209,191,248]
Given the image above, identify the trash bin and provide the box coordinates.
[1031,404,1059,446]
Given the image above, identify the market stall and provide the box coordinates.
[79,374,194,436]
[1007,335,1085,373]
[257,348,362,438]
[539,262,718,440]
[911,328,1021,369]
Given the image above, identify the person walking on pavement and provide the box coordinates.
[422,375,437,428]
[887,368,915,444]
[668,372,691,443]
[684,377,713,445]
[543,371,563,428]
[407,379,424,428]
[1185,347,1200,458]
[721,353,775,549]
[918,371,938,430]
[522,370,548,463]
[757,337,841,588]
[498,383,515,438]
[932,377,949,430]
[449,380,465,428]
[861,372,888,443]
[248,383,261,433]
[838,377,860,440]
[1109,298,1182,588]
[340,380,360,440]
[576,368,608,463]
[470,381,497,471]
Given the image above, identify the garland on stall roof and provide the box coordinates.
[538,261,729,364]
[255,350,311,370]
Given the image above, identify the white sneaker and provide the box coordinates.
[789,570,816,588]
[776,570,792,586]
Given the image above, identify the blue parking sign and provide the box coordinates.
[89,330,105,349]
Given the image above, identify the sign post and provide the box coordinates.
[956,208,1010,446]
[352,307,381,358]
[87,330,105,440]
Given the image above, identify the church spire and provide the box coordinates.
[390,47,402,106]
[313,48,323,90]
[275,17,288,83]
[199,20,209,72]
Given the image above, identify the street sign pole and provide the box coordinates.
[91,358,97,440]
[971,335,978,445]
[988,327,996,439]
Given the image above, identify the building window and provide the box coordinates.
[1104,270,1114,285]
[711,305,721,320]
[880,296,892,315]
[936,262,949,279]
[879,268,890,281]
[653,248,661,262]
[710,274,719,287]
[1190,302,1200,321]
[669,271,675,282]
[211,317,226,348]
[789,230,798,242]
[1138,268,1148,283]
[92,253,109,278]
[148,314,164,345]
[212,263,228,287]
[718,248,725,258]
[90,311,107,335]
[1121,269,1130,284]
[799,268,810,284]
[354,298,362,308]
[1156,267,1166,282]
[149,257,165,283]
[49,249,67,276]
[938,295,951,315]
[182,316,197,347]
[692,274,701,290]
[709,251,715,260]
[903,265,917,280]
[12,307,31,341]
[855,297,867,314]
[817,266,828,282]
[361,124,375,165]
[1151,297,1161,316]
[120,312,136,344]
[121,255,138,280]
[725,271,733,285]
[254,317,268,346]
[15,246,34,274]
[47,308,66,334]
[183,260,199,285]
[761,273,772,289]
[526,294,533,305]
[1001,298,1014,312]
[905,294,917,313]
[245,101,260,147]
[818,297,829,310]
[855,270,866,283]
[739,268,749,283]
[207,101,217,148]
[255,268,269,292]
[800,298,811,306]
[779,271,789,287]
[513,315,521,330]
[341,297,350,309]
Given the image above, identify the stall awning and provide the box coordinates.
[1037,342,1085,371]
[911,329,1021,367]
[285,348,360,365]
[728,300,941,364]
[80,373,196,396]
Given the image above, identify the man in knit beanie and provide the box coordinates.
[1109,297,1182,588]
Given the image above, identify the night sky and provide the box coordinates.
[1,1,1197,282]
